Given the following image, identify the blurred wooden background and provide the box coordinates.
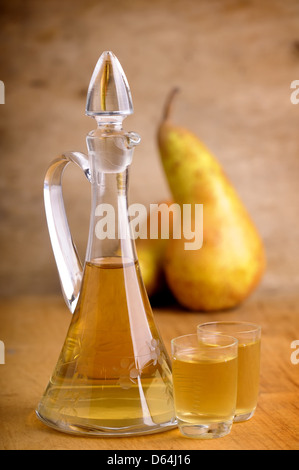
[0,0,299,298]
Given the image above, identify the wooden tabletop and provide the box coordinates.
[0,291,298,450]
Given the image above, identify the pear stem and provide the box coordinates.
[162,87,180,121]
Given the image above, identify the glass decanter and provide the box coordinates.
[36,51,176,436]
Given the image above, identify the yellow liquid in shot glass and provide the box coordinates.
[236,339,261,416]
[172,350,238,425]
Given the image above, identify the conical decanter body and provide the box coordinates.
[36,52,176,436]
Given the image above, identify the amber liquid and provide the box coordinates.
[236,339,261,416]
[172,350,238,424]
[37,257,175,435]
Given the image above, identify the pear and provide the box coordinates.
[157,89,266,311]
[136,201,173,298]
[136,234,165,298]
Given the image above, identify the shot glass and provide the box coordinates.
[197,322,261,422]
[171,333,238,439]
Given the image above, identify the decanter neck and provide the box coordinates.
[85,120,140,265]
[85,167,136,264]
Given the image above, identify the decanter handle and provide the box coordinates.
[44,151,91,313]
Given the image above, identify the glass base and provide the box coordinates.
[234,409,255,423]
[36,411,177,437]
[178,419,233,439]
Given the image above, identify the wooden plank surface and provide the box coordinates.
[0,292,299,450]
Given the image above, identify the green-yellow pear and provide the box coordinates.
[136,235,165,298]
[136,201,173,297]
[157,89,266,311]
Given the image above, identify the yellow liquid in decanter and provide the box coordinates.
[37,257,175,435]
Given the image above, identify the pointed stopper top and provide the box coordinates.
[86,51,133,117]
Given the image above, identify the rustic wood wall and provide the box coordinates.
[0,0,298,298]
